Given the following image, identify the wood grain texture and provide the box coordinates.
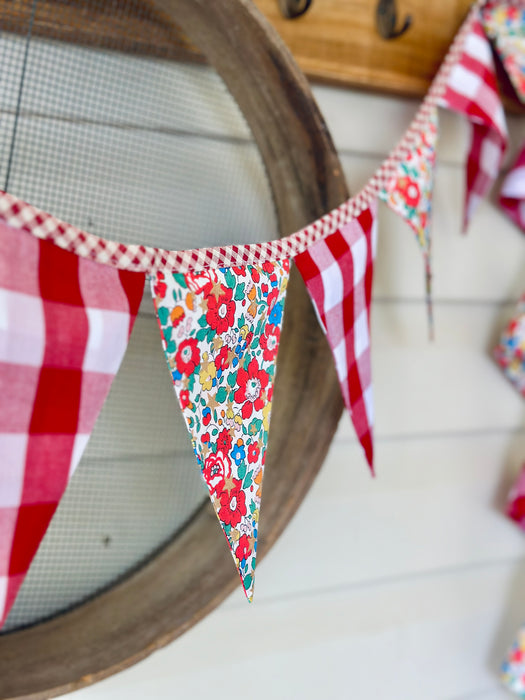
[0,0,348,698]
[253,0,473,96]
[0,0,204,63]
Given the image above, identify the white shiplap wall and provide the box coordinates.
[27,75,525,698]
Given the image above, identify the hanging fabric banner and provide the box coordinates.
[151,261,289,600]
[494,295,525,397]
[379,108,438,332]
[438,12,508,229]
[506,463,525,530]
[482,1,525,103]
[500,144,525,232]
[502,625,525,697]
[0,221,145,626]
[294,203,377,472]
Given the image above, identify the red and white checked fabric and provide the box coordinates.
[437,12,508,229]
[0,221,144,627]
[294,203,377,472]
[500,143,525,232]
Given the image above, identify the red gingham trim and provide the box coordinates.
[0,2,482,275]
[295,203,378,471]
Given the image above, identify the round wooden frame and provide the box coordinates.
[0,1,347,697]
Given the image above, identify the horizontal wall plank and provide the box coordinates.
[230,431,525,602]
[341,154,525,303]
[329,303,525,444]
[70,560,525,700]
[314,84,525,167]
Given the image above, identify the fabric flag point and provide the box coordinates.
[0,221,145,627]
[482,1,525,104]
[379,108,438,335]
[294,203,377,473]
[438,12,508,230]
[151,261,290,601]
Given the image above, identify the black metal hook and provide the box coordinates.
[376,0,411,40]
[277,0,313,20]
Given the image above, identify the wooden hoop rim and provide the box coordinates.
[0,1,347,697]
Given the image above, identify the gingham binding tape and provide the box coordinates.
[0,1,481,275]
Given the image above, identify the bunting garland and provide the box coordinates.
[379,109,438,332]
[483,1,525,102]
[438,11,508,229]
[494,295,525,396]
[151,262,289,600]
[295,204,377,472]
[0,221,144,626]
[0,0,524,614]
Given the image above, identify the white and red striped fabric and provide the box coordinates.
[294,203,378,472]
[500,143,525,233]
[0,221,144,627]
[438,13,508,230]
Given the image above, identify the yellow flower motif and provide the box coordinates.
[239,324,250,340]
[199,352,216,391]
[262,397,272,432]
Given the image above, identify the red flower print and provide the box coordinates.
[235,534,252,562]
[217,428,232,455]
[153,272,167,300]
[234,357,269,419]
[179,389,190,409]
[206,287,235,334]
[262,260,274,274]
[202,450,231,496]
[260,324,280,362]
[232,267,247,276]
[215,345,230,371]
[218,480,247,527]
[175,338,200,376]
[267,286,279,311]
[396,177,420,208]
[187,269,217,295]
[247,441,260,464]
[250,268,260,283]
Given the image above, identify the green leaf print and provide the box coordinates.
[234,283,245,301]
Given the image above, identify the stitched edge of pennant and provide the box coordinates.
[0,1,482,275]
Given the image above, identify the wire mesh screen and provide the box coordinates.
[0,0,278,632]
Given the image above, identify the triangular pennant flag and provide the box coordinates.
[294,204,377,473]
[501,624,525,696]
[494,294,525,397]
[0,221,144,627]
[379,108,438,333]
[151,261,290,600]
[438,13,508,229]
[499,143,525,232]
[482,1,525,103]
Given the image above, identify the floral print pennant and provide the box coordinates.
[494,295,525,397]
[151,261,290,600]
[483,1,525,103]
[379,108,438,332]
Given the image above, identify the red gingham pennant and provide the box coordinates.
[294,203,377,472]
[438,13,508,229]
[0,221,145,627]
[500,143,525,233]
